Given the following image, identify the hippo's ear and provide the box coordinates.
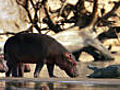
[64,52,72,58]
[64,52,77,66]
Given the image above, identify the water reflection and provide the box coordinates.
[5,81,51,90]
[0,80,120,90]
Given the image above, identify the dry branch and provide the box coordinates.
[95,1,120,26]
[42,0,62,33]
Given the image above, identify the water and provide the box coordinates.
[0,78,120,90]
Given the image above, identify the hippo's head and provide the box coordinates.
[0,55,8,72]
[56,52,79,77]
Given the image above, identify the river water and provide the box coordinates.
[0,78,120,90]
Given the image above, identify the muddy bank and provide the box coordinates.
[1,53,120,78]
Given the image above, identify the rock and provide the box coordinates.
[87,64,120,78]
[53,27,114,61]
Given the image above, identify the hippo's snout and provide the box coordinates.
[65,64,79,78]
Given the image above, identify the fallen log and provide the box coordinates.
[98,27,120,41]
[52,27,114,61]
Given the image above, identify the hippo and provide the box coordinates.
[4,33,79,78]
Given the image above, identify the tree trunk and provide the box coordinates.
[52,27,114,61]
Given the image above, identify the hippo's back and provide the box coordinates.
[4,33,67,63]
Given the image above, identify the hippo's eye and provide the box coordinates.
[69,54,73,59]
[64,52,72,58]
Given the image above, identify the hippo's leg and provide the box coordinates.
[47,64,57,78]
[6,61,12,77]
[6,67,12,77]
[34,62,44,78]
[18,63,24,77]
[12,63,19,77]
[24,64,31,72]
